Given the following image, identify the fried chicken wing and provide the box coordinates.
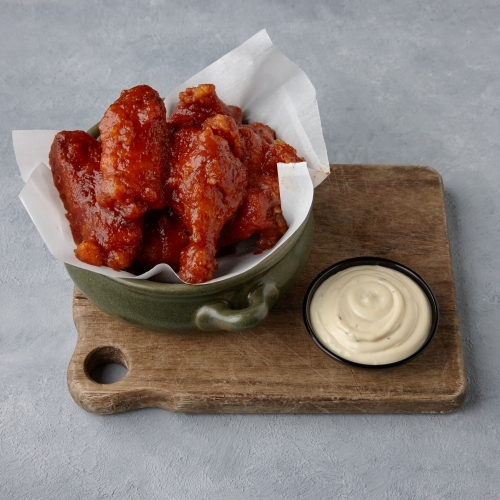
[49,131,143,270]
[167,83,243,130]
[255,138,304,248]
[218,127,304,250]
[167,118,247,283]
[98,84,169,219]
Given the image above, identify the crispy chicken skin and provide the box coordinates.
[203,114,242,158]
[166,120,247,283]
[98,84,169,219]
[49,131,143,270]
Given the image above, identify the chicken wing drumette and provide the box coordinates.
[166,115,247,283]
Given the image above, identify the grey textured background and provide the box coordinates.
[1,1,499,498]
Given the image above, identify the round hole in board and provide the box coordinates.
[85,346,128,384]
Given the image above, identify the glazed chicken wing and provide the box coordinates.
[49,131,143,271]
[218,125,303,250]
[98,84,169,219]
[166,117,247,283]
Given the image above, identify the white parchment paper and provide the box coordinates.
[14,30,329,284]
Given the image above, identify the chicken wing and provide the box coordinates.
[218,127,303,250]
[98,84,169,219]
[49,130,143,270]
[166,117,247,283]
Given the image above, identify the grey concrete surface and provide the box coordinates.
[1,1,499,498]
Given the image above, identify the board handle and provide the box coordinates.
[195,280,279,331]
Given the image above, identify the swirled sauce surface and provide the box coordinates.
[309,265,432,365]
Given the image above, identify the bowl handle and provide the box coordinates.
[195,280,279,331]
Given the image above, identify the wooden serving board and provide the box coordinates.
[68,165,466,414]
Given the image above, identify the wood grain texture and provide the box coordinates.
[68,165,467,414]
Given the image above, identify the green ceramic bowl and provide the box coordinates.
[66,209,313,333]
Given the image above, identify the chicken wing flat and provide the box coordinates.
[98,84,169,219]
[49,131,143,271]
[167,83,243,130]
[166,118,247,283]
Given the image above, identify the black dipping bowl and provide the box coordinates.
[302,257,439,369]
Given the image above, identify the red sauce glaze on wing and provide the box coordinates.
[203,114,242,158]
[49,131,143,270]
[130,208,189,274]
[218,127,304,250]
[49,83,304,283]
[98,85,169,219]
[247,122,276,145]
[166,119,247,283]
[167,83,243,129]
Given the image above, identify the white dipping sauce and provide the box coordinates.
[309,265,432,365]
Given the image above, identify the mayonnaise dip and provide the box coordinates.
[309,265,432,365]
